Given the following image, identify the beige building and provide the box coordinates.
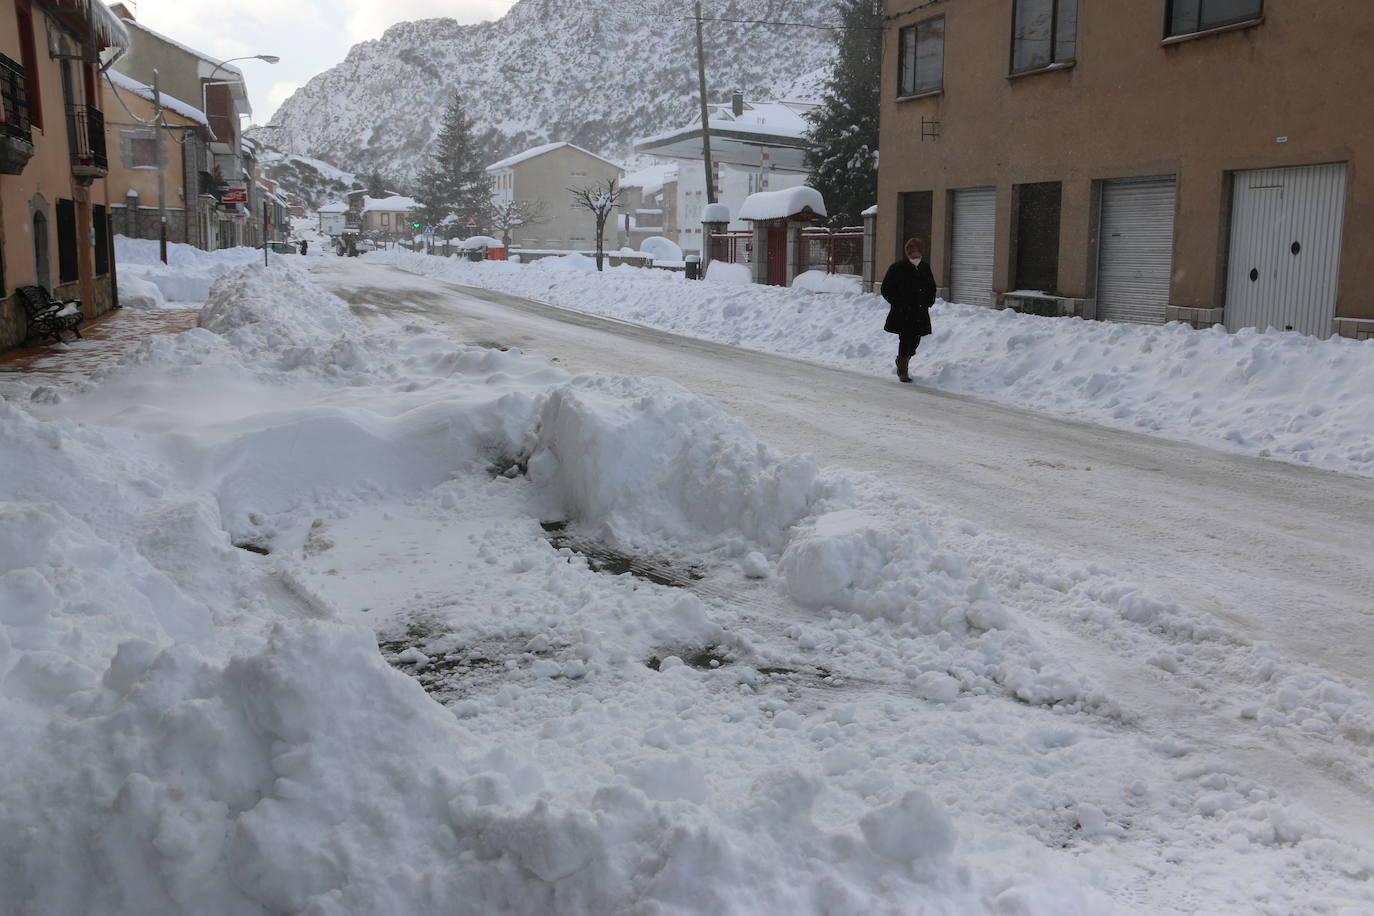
[1,0,125,351]
[878,0,1374,339]
[361,194,417,236]
[486,142,623,251]
[102,69,210,246]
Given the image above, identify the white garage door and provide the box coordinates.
[1226,163,1347,338]
[1097,177,1177,325]
[950,187,996,307]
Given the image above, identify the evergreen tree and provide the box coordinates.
[415,93,493,232]
[803,0,882,228]
[366,169,387,198]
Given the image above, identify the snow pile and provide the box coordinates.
[527,374,820,552]
[378,248,1374,477]
[705,260,751,284]
[738,186,826,221]
[793,269,862,293]
[116,236,276,302]
[6,263,1373,912]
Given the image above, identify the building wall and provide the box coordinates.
[0,0,115,350]
[101,80,203,247]
[878,0,1374,325]
[510,147,622,250]
[676,161,808,255]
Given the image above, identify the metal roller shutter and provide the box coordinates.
[950,187,995,307]
[1225,163,1347,338]
[1096,177,1176,325]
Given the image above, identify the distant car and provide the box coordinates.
[261,241,296,254]
[355,239,378,252]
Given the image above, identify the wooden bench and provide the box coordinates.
[16,285,83,343]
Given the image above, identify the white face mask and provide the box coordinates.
[908,257,922,267]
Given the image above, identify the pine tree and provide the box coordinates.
[803,0,882,229]
[366,169,387,198]
[415,93,493,233]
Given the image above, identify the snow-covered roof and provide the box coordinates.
[633,98,817,172]
[620,162,677,194]
[738,187,826,221]
[702,202,731,223]
[861,204,879,217]
[104,70,207,126]
[118,17,251,115]
[120,18,242,76]
[486,142,622,173]
[362,195,418,212]
[318,202,348,214]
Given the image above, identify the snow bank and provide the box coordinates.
[739,186,826,221]
[377,248,1374,478]
[116,236,274,302]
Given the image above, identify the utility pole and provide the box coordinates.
[152,69,168,264]
[694,1,716,205]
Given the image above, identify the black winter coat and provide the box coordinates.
[880,258,936,337]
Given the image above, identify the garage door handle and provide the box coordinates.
[1249,268,1259,282]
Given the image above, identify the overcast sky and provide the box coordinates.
[120,0,518,123]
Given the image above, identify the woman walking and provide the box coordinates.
[880,238,937,383]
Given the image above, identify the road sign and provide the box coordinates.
[222,187,247,203]
[422,226,434,236]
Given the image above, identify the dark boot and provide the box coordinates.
[896,355,912,383]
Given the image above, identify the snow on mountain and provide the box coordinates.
[254,149,362,209]
[257,0,840,186]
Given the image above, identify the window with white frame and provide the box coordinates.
[1166,0,1261,37]
[898,16,944,97]
[1011,0,1077,73]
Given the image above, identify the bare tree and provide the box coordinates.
[567,179,625,271]
[489,199,550,250]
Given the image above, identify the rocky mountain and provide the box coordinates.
[254,0,840,189]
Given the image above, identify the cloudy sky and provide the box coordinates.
[119,0,518,122]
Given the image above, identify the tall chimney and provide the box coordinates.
[731,90,744,117]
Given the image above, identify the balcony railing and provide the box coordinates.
[0,53,33,175]
[66,103,107,178]
[0,54,31,144]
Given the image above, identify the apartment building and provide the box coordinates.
[0,0,125,350]
[486,142,623,251]
[878,0,1374,339]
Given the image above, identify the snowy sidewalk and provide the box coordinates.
[0,304,199,388]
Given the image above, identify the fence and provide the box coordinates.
[708,230,753,266]
[796,227,864,276]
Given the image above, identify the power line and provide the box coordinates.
[687,16,885,31]
[884,0,949,22]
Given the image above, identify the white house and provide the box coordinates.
[317,201,347,236]
[634,92,817,255]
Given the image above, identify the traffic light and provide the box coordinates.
[412,222,420,229]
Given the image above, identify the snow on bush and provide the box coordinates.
[378,248,1374,478]
[792,269,862,294]
[639,235,683,262]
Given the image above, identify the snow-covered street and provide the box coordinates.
[2,246,1372,914]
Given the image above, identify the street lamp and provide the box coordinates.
[201,54,279,141]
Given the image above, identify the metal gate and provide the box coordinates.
[950,187,995,306]
[1096,177,1177,325]
[1226,163,1347,338]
